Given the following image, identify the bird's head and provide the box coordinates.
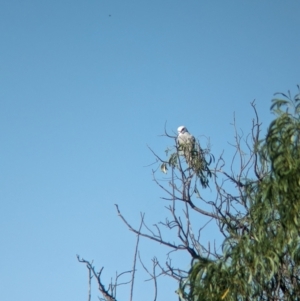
[177,126,187,135]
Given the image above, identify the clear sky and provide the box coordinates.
[0,1,299,300]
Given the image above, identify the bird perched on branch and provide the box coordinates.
[177,126,212,188]
[177,126,197,167]
[177,126,195,146]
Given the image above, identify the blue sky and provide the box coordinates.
[0,1,299,300]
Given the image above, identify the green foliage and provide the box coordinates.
[179,87,300,300]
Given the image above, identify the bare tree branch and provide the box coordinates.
[77,255,118,301]
[138,254,158,301]
[130,213,144,301]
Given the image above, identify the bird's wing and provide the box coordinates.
[183,132,195,144]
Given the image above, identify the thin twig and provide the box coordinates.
[130,213,144,301]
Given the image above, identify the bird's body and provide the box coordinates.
[177,126,196,167]
[177,128,195,146]
[176,126,211,188]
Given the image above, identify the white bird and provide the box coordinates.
[177,126,195,146]
[177,126,211,188]
[177,126,196,167]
